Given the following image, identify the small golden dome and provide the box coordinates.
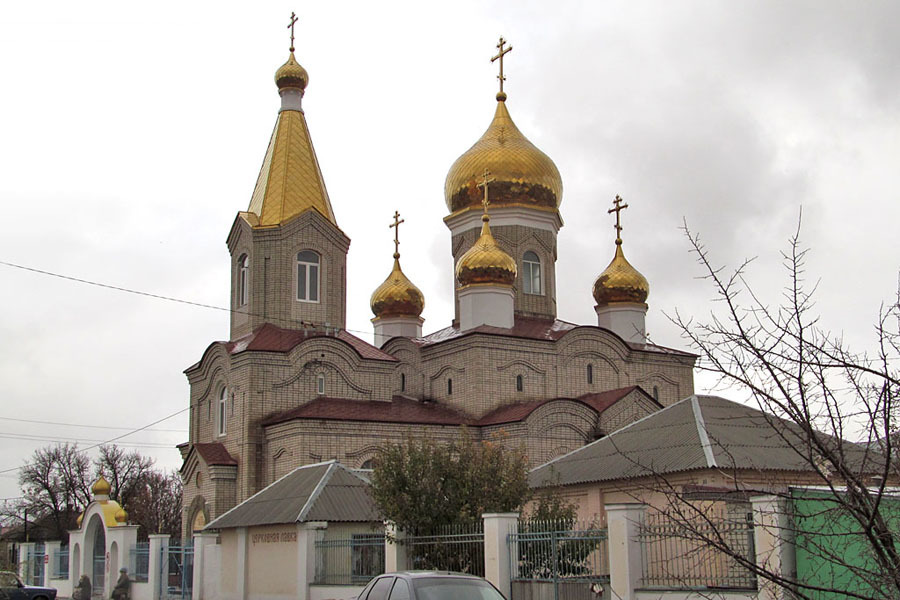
[456,215,517,287]
[76,512,84,527]
[114,507,128,524]
[275,52,309,91]
[92,475,111,496]
[371,255,425,319]
[593,243,650,305]
[445,97,562,214]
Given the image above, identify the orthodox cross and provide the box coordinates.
[389,210,404,257]
[287,12,298,52]
[491,37,513,94]
[477,168,496,213]
[608,195,629,243]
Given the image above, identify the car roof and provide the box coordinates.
[387,571,484,580]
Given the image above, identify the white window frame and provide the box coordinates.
[297,250,321,303]
[523,251,542,295]
[238,254,250,307]
[217,388,227,436]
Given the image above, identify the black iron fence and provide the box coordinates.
[404,522,485,576]
[314,533,385,585]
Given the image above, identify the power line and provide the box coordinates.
[0,416,186,433]
[0,432,176,448]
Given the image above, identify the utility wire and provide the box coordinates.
[0,416,186,433]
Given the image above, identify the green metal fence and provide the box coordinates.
[130,542,150,582]
[51,548,69,580]
[314,533,385,585]
[404,522,485,576]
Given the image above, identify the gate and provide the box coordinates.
[158,543,193,600]
[508,522,609,600]
[26,543,45,586]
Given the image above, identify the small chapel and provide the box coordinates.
[178,34,696,536]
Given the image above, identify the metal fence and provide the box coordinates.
[159,542,193,600]
[639,513,757,590]
[314,533,385,585]
[404,522,485,576]
[51,548,69,580]
[26,543,45,586]
[131,542,150,582]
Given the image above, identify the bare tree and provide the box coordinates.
[96,444,155,510]
[16,443,92,540]
[128,469,183,540]
[655,218,900,599]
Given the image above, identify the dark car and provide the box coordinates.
[358,572,506,600]
[0,571,57,600]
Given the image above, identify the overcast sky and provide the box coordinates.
[1,1,897,503]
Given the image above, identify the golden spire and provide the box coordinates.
[593,195,649,305]
[455,170,517,287]
[491,36,513,100]
[371,211,425,319]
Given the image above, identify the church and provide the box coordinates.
[178,36,696,535]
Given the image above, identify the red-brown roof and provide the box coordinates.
[225,323,397,362]
[194,443,238,466]
[262,396,471,427]
[475,386,648,426]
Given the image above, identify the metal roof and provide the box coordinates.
[529,395,879,488]
[205,460,380,530]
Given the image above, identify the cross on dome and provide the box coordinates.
[287,12,298,52]
[477,168,496,215]
[389,210,405,258]
[491,37,513,98]
[608,194,629,244]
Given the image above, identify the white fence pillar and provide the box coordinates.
[17,542,34,581]
[751,494,796,600]
[44,540,61,587]
[147,534,168,600]
[384,522,406,573]
[482,512,518,599]
[297,521,327,600]
[191,532,218,600]
[605,503,646,600]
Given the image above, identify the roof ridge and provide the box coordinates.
[297,460,338,522]
[690,395,717,468]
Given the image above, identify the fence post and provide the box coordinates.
[17,542,34,581]
[192,532,217,600]
[147,534,168,600]
[384,521,406,573]
[482,513,518,599]
[605,503,646,600]
[298,521,327,600]
[44,540,61,587]
[751,495,796,600]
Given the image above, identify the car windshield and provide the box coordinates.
[412,577,505,600]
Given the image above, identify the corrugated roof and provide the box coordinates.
[262,396,470,427]
[224,323,397,362]
[205,461,380,530]
[475,387,648,426]
[529,395,878,488]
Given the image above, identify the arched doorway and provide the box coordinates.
[91,518,106,595]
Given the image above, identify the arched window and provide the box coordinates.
[523,251,542,295]
[587,364,593,385]
[400,373,406,392]
[238,254,250,306]
[217,388,227,436]
[516,374,523,392]
[297,251,320,302]
[447,378,453,396]
[653,386,660,402]
[316,373,325,395]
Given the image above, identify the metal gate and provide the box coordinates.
[26,543,45,586]
[158,543,193,600]
[509,523,609,600]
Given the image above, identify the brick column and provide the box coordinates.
[384,522,406,573]
[751,495,796,600]
[482,513,519,599]
[605,503,646,600]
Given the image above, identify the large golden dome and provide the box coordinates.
[593,243,650,305]
[456,214,517,287]
[371,255,425,319]
[275,52,309,91]
[445,95,562,214]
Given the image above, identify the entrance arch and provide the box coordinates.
[88,515,106,593]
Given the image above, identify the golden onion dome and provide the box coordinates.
[92,475,111,496]
[593,243,650,305]
[370,255,425,319]
[456,214,517,287]
[445,95,563,214]
[114,507,128,524]
[76,512,84,528]
[275,52,309,91]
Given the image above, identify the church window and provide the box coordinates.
[297,251,320,302]
[238,254,249,306]
[360,458,374,470]
[516,374,523,392]
[653,386,659,402]
[523,251,542,295]
[316,373,325,395]
[217,388,227,436]
[400,373,406,392]
[447,378,453,395]
[587,364,593,385]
